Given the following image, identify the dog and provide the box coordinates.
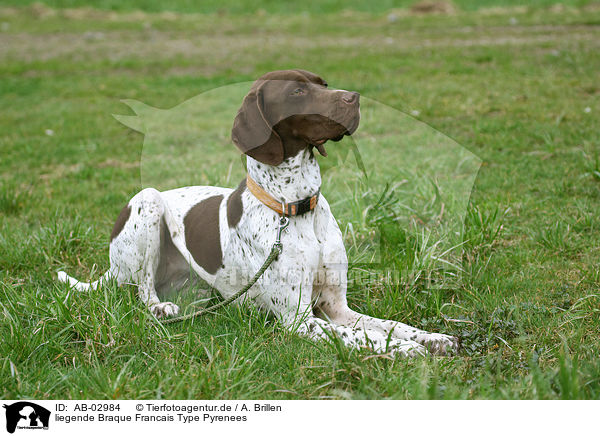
[58,69,458,356]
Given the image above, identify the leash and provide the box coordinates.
[160,216,290,325]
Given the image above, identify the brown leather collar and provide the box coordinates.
[246,174,319,216]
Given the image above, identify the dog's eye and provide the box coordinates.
[291,88,305,96]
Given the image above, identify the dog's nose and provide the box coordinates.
[342,91,360,104]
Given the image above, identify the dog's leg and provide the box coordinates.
[266,264,425,357]
[319,297,458,355]
[284,314,426,358]
[110,188,179,319]
[314,216,458,355]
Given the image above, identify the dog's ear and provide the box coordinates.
[231,82,283,166]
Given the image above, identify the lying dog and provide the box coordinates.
[58,69,458,356]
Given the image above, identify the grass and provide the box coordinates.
[1,0,600,399]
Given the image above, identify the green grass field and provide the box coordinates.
[1,0,599,399]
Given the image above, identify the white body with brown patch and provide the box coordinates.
[57,70,458,357]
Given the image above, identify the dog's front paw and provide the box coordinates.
[391,340,428,358]
[417,333,459,355]
[150,302,180,319]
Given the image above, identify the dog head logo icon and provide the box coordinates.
[3,402,50,433]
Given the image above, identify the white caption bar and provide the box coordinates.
[0,400,595,435]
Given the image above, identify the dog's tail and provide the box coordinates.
[57,270,111,292]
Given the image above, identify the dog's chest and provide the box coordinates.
[229,194,325,264]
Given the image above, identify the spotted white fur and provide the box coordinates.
[57,147,458,357]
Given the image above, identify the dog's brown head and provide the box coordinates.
[232,69,360,166]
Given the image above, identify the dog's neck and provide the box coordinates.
[247,148,321,203]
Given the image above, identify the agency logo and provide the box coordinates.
[116,80,481,289]
[2,402,50,434]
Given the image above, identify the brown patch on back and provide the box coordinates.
[227,178,246,228]
[184,195,224,274]
[110,204,131,242]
